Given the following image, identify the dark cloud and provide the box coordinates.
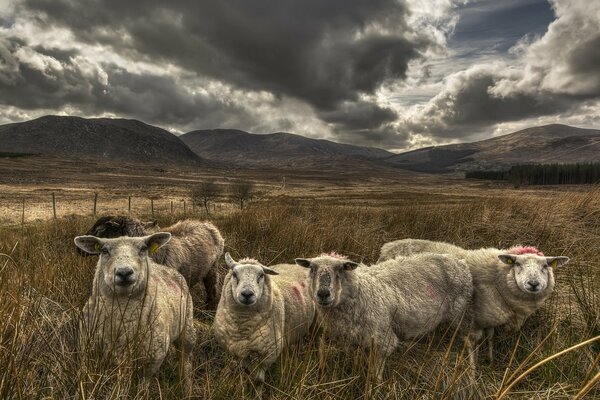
[21,0,426,131]
[319,101,397,130]
[0,36,258,129]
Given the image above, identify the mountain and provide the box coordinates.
[383,124,600,172]
[180,129,393,168]
[0,115,201,165]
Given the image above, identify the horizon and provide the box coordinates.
[1,1,599,153]
[7,114,598,155]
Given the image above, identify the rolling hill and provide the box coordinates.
[0,115,201,165]
[180,129,393,168]
[383,124,600,172]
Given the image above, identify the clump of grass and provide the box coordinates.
[1,189,599,398]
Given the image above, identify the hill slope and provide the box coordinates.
[180,129,393,168]
[383,124,600,172]
[0,115,201,165]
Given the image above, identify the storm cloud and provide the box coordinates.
[0,0,599,149]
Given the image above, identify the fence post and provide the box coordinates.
[170,201,173,214]
[21,198,25,235]
[128,196,132,214]
[183,200,186,213]
[52,193,57,221]
[151,199,154,217]
[93,192,98,217]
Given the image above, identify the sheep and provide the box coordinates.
[74,232,196,391]
[377,239,570,362]
[294,252,474,380]
[80,215,224,309]
[213,253,315,383]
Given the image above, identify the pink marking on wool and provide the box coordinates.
[319,251,348,260]
[292,285,304,304]
[426,284,438,299]
[507,246,544,256]
[300,282,306,288]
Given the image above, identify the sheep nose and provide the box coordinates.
[115,267,134,280]
[240,289,255,303]
[317,288,331,300]
[527,280,540,290]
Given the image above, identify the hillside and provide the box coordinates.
[180,129,393,168]
[0,115,201,165]
[383,124,600,172]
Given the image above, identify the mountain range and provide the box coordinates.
[1,116,598,172]
[180,129,392,168]
[0,115,201,165]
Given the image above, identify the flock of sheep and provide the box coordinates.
[74,215,569,392]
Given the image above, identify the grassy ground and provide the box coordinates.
[0,188,599,399]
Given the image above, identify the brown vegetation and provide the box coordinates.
[0,184,599,398]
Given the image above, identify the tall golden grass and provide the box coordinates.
[0,188,598,399]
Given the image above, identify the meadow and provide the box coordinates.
[0,183,599,399]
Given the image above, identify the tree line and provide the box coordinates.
[465,162,600,185]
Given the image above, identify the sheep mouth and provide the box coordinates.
[316,298,334,307]
[115,278,136,287]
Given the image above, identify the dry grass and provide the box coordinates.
[1,187,599,399]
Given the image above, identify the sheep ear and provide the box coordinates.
[545,256,569,268]
[295,258,312,268]
[143,220,158,229]
[343,261,359,271]
[224,252,237,269]
[75,235,103,255]
[262,266,279,275]
[145,232,171,254]
[498,254,517,266]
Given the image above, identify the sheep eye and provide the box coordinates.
[257,274,264,282]
[514,262,521,267]
[101,247,110,255]
[139,246,148,256]
[232,272,238,280]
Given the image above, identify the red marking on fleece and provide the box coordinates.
[507,246,544,256]
[320,252,348,260]
[426,284,438,299]
[292,285,304,304]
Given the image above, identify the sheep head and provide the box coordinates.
[74,233,171,296]
[224,253,278,306]
[498,253,569,295]
[295,255,359,308]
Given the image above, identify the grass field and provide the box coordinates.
[1,183,599,399]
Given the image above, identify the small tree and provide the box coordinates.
[231,180,254,209]
[191,181,220,215]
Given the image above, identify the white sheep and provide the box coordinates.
[295,252,474,379]
[80,216,225,309]
[213,253,315,383]
[75,233,196,391]
[377,239,569,362]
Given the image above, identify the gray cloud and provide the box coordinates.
[401,0,600,141]
[19,0,428,135]
[0,36,259,129]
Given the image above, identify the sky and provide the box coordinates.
[1,0,599,152]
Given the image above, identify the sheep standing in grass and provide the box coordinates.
[80,216,224,309]
[213,253,315,383]
[75,233,195,391]
[295,252,474,379]
[377,239,569,362]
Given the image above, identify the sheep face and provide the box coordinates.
[295,256,359,308]
[74,233,171,296]
[498,254,569,294]
[224,253,279,306]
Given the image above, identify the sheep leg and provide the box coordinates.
[175,310,196,395]
[485,327,494,364]
[203,268,219,310]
